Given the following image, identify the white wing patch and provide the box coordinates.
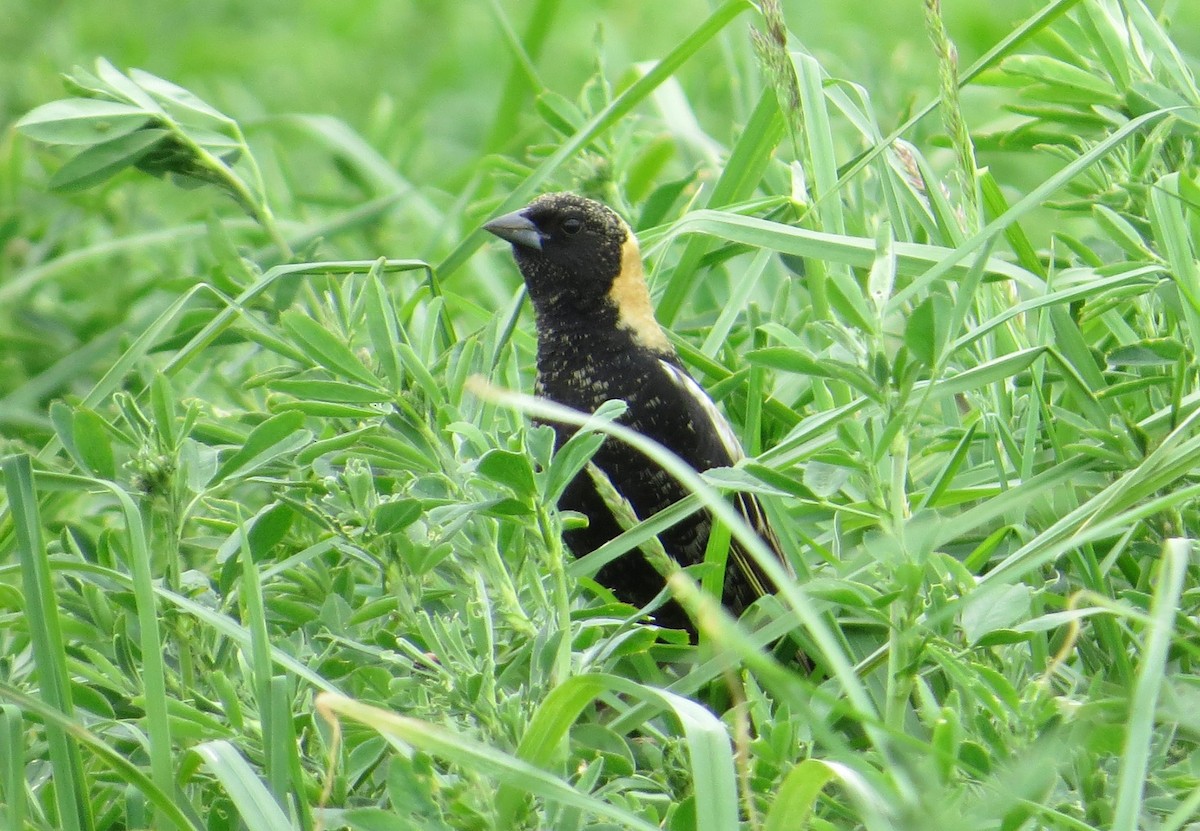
[658,359,744,463]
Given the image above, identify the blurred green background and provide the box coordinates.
[9,0,1165,189]
[3,4,1200,826]
[3,0,1198,411]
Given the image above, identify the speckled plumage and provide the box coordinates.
[484,192,785,633]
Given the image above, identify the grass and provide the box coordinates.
[2,0,1200,829]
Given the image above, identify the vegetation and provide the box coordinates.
[2,1,1200,829]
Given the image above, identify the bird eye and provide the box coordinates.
[561,217,584,235]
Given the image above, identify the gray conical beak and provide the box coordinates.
[483,210,543,250]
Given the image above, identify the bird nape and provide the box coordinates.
[484,192,788,637]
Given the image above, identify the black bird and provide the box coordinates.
[484,192,786,634]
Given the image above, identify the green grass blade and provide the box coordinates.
[1,454,92,831]
[24,468,176,826]
[0,704,25,830]
[887,109,1169,310]
[498,672,739,830]
[483,0,559,152]
[764,759,890,831]
[238,520,283,802]
[656,87,785,324]
[192,740,293,831]
[1112,538,1189,831]
[827,0,1087,206]
[665,208,1040,288]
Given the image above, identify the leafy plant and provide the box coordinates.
[2,1,1200,829]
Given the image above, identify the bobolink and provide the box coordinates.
[484,192,786,634]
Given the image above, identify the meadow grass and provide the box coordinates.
[2,1,1200,829]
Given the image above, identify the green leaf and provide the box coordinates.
[748,348,882,401]
[72,408,117,480]
[1092,204,1151,259]
[668,209,1040,293]
[372,499,424,534]
[534,90,583,135]
[363,270,404,390]
[764,760,836,831]
[1,455,91,831]
[974,629,1033,647]
[211,411,311,484]
[49,401,88,474]
[866,222,897,311]
[268,379,394,403]
[625,135,676,203]
[802,461,851,499]
[541,400,625,502]
[1106,339,1185,368]
[15,98,152,145]
[494,673,738,831]
[905,296,937,367]
[962,584,1031,644]
[764,758,889,831]
[1113,540,1189,830]
[477,449,536,498]
[94,57,163,112]
[337,806,437,831]
[48,129,168,191]
[1001,54,1121,105]
[921,347,1044,401]
[150,372,177,451]
[0,703,25,829]
[247,503,294,559]
[930,704,961,784]
[128,67,232,122]
[280,310,381,387]
[271,400,387,418]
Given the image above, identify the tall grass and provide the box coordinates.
[2,1,1199,829]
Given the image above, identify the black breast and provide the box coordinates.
[535,329,726,629]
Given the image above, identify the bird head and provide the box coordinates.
[484,192,668,350]
[484,191,630,301]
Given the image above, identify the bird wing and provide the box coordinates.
[656,359,789,606]
[656,359,745,464]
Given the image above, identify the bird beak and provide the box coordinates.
[483,210,543,251]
